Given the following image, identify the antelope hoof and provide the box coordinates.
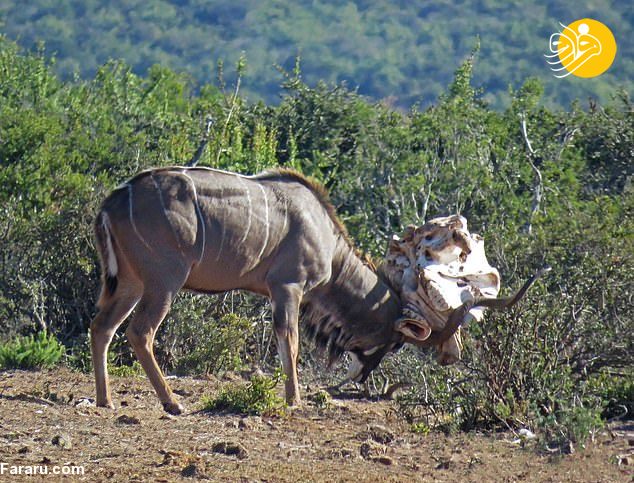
[286,397,302,407]
[437,352,459,366]
[96,400,115,409]
[162,401,184,415]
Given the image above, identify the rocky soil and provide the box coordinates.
[0,368,631,482]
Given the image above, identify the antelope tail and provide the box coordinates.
[94,211,119,304]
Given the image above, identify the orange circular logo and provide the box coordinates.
[546,19,617,78]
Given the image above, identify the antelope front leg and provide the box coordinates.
[270,283,303,406]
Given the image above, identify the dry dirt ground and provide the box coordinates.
[0,368,631,482]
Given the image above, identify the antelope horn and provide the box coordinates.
[417,266,552,348]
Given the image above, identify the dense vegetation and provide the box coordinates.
[1,0,632,109]
[0,37,631,450]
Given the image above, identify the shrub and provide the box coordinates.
[587,370,634,420]
[109,361,144,377]
[201,372,285,415]
[164,309,256,376]
[0,332,65,370]
[308,389,332,409]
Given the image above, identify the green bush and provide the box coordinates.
[162,307,256,376]
[587,370,634,420]
[108,361,144,377]
[201,372,285,415]
[0,332,65,370]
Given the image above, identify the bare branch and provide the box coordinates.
[187,115,214,167]
[519,113,543,235]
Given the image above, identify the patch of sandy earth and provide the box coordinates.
[0,369,631,482]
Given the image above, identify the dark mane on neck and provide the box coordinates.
[255,167,361,252]
[300,242,401,368]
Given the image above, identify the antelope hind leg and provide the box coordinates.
[126,291,183,415]
[90,288,141,408]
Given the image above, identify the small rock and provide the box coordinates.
[74,398,95,408]
[158,449,189,467]
[433,456,453,470]
[360,440,387,460]
[518,428,536,439]
[340,448,353,459]
[565,441,575,455]
[212,441,248,460]
[435,459,452,470]
[116,414,141,425]
[468,455,482,468]
[616,454,631,466]
[372,456,394,466]
[181,463,198,477]
[369,424,394,444]
[51,435,72,450]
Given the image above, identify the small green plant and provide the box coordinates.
[201,371,285,415]
[109,360,144,377]
[534,404,604,449]
[410,422,430,435]
[587,370,634,419]
[308,389,332,409]
[0,332,65,370]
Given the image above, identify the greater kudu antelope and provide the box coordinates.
[91,167,544,414]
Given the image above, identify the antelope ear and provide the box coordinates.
[395,318,432,342]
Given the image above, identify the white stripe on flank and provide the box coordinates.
[126,183,152,251]
[255,184,270,261]
[101,212,118,276]
[237,176,252,245]
[150,173,184,254]
[281,198,288,235]
[181,171,206,264]
[215,186,226,262]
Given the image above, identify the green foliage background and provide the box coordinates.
[0,36,631,446]
[1,0,632,109]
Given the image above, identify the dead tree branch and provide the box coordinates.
[520,113,543,235]
[187,115,214,167]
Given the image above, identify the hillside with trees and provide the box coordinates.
[1,0,632,109]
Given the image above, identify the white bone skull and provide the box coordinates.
[383,215,500,363]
